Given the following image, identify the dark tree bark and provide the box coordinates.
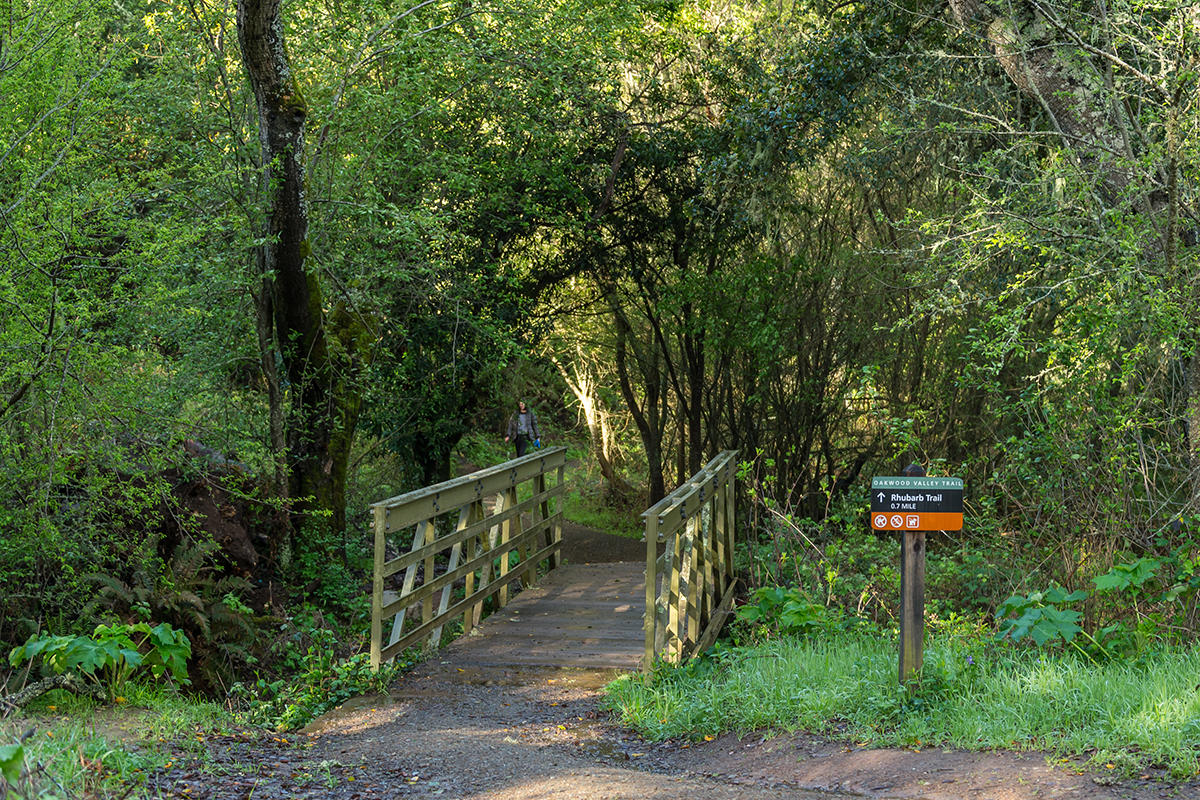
[946,0,1137,203]
[3,674,105,709]
[237,0,369,551]
[611,296,668,503]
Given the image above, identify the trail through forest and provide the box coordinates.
[149,523,1196,799]
[156,641,1193,800]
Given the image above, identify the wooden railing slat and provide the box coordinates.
[498,487,514,607]
[463,500,482,635]
[370,506,386,667]
[375,448,567,532]
[641,452,736,520]
[643,511,659,669]
[387,519,433,646]
[380,485,560,578]
[642,450,738,671]
[378,539,561,663]
[376,516,561,621]
[552,465,564,569]
[371,451,568,669]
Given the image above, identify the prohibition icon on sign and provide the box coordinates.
[890,514,904,529]
[873,514,888,528]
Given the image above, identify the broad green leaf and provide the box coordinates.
[1029,620,1056,646]
[1093,571,1127,591]
[0,743,24,783]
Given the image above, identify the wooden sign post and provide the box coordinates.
[899,528,925,683]
[870,469,963,684]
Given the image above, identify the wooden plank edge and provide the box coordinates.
[640,451,738,521]
[374,450,568,528]
[378,516,561,620]
[382,497,560,578]
[371,446,567,508]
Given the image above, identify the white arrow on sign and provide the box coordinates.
[877,492,887,502]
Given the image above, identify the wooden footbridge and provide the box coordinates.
[369,448,740,672]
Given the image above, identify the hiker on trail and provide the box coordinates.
[505,400,540,457]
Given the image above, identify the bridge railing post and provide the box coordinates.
[643,512,659,672]
[371,505,386,670]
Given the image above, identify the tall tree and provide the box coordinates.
[237,0,372,551]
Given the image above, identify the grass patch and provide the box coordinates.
[456,432,643,538]
[605,631,1200,778]
[562,485,643,539]
[1,682,232,797]
[560,442,643,539]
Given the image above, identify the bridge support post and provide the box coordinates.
[643,513,659,672]
[371,506,386,669]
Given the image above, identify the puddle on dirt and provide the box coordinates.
[560,717,647,764]
[577,735,629,761]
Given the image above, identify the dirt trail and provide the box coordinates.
[157,657,1193,800]
[296,656,1191,800]
[293,521,1192,800]
[155,521,1197,799]
[302,660,839,799]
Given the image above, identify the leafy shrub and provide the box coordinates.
[0,742,25,785]
[996,557,1199,662]
[282,516,372,623]
[1094,557,1160,595]
[995,586,1087,647]
[84,537,253,690]
[8,622,190,697]
[735,586,841,642]
[233,650,406,731]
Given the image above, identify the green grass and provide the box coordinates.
[560,442,644,539]
[562,485,643,539]
[606,632,1200,778]
[455,432,645,538]
[1,682,233,797]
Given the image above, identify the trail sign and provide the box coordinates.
[871,472,964,684]
[870,476,963,531]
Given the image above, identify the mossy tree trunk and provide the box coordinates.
[237,0,370,557]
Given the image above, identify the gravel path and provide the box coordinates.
[298,659,1195,800]
[154,520,1199,799]
[155,658,1196,800]
[302,660,841,799]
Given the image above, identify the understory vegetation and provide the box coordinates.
[0,684,232,798]
[608,487,1200,777]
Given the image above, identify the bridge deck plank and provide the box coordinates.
[437,562,647,671]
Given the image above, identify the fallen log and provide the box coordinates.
[2,674,106,713]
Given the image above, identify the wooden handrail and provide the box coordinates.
[370,447,567,668]
[643,450,739,669]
